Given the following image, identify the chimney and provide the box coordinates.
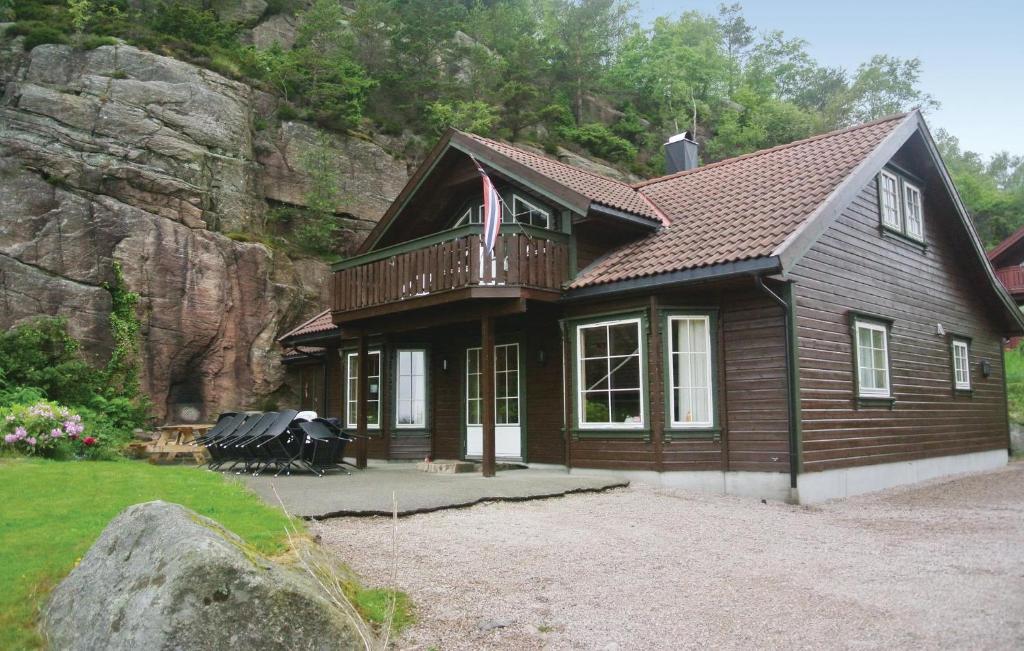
[664,132,698,174]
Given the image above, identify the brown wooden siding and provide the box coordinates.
[563,287,790,472]
[789,165,1009,473]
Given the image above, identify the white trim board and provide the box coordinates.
[795,449,1008,504]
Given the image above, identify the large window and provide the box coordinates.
[668,315,714,428]
[877,170,924,242]
[854,319,891,398]
[345,351,380,429]
[952,338,971,391]
[466,344,520,426]
[396,349,426,428]
[577,319,644,428]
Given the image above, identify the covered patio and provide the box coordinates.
[243,463,626,518]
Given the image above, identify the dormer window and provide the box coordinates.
[454,204,484,227]
[877,169,924,243]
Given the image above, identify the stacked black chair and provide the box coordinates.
[298,420,356,476]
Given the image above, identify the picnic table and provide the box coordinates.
[146,423,213,464]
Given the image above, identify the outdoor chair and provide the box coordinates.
[245,410,300,477]
[207,412,268,471]
[192,412,243,447]
[298,420,355,476]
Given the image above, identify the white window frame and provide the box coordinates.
[466,344,520,426]
[902,180,924,242]
[878,170,902,230]
[395,349,427,429]
[667,315,714,429]
[453,204,484,227]
[854,320,891,398]
[512,194,551,229]
[952,339,971,391]
[345,351,381,430]
[575,318,645,430]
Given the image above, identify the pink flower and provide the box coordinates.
[14,426,26,440]
[26,437,36,446]
[83,436,97,447]
[3,434,16,444]
[50,428,63,438]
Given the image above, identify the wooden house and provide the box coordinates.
[280,111,1023,503]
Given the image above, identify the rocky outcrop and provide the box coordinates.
[0,42,407,420]
[42,501,364,650]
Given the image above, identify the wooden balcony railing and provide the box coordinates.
[333,226,570,315]
[995,266,1024,295]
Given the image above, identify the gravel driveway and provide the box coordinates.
[314,463,1024,649]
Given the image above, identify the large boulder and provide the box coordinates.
[42,501,363,650]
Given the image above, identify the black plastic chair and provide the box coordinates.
[208,413,267,471]
[246,410,300,476]
[299,420,355,476]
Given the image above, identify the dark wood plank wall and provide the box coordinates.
[564,287,790,472]
[324,350,341,420]
[523,311,566,464]
[789,158,1010,472]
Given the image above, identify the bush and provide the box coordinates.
[0,317,105,406]
[0,400,109,460]
[81,34,119,49]
[18,24,69,50]
[557,122,638,163]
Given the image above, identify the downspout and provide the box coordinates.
[755,276,799,492]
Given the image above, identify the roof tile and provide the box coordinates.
[569,113,909,288]
[278,309,337,342]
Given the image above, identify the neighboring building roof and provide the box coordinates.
[278,309,337,343]
[987,223,1024,266]
[570,113,910,288]
[461,133,667,224]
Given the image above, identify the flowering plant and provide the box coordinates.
[1,400,98,458]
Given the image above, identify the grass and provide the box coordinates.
[1005,344,1024,425]
[0,458,410,649]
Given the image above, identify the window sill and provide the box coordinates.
[393,428,430,437]
[880,225,926,251]
[571,428,650,442]
[856,396,896,409]
[664,428,720,442]
[953,387,974,397]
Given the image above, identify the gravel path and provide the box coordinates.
[314,464,1024,649]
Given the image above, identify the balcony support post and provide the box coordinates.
[356,332,369,470]
[481,314,496,477]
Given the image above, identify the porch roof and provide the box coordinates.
[278,309,338,345]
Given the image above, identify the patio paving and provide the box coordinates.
[242,462,627,518]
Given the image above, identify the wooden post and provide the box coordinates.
[356,332,369,469]
[481,315,496,477]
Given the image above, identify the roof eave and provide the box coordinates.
[563,256,782,301]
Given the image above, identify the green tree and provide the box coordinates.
[841,54,939,124]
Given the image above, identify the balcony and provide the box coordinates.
[995,266,1024,302]
[332,225,571,322]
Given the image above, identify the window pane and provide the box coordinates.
[584,359,609,390]
[582,327,608,358]
[397,401,412,424]
[399,352,411,374]
[609,323,639,356]
[582,392,610,424]
[610,390,641,424]
[413,401,424,426]
[468,400,480,425]
[496,400,507,424]
[610,356,640,390]
[507,399,519,424]
[467,349,479,374]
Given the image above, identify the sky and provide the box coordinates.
[634,0,1024,158]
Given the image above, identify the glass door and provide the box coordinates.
[465,343,522,459]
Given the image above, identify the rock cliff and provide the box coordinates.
[0,41,407,421]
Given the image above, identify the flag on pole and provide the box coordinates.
[472,156,502,258]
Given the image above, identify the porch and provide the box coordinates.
[243,462,626,518]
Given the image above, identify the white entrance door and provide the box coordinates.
[466,343,522,460]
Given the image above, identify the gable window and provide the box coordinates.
[903,182,923,241]
[879,171,902,230]
[668,315,715,428]
[952,338,971,391]
[396,349,426,428]
[454,204,483,227]
[512,195,551,229]
[346,351,381,429]
[577,319,644,428]
[877,169,925,243]
[853,319,891,398]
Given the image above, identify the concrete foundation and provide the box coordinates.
[569,448,1009,504]
[795,448,1008,504]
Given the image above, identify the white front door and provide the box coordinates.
[466,343,522,460]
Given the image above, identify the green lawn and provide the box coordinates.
[0,458,298,650]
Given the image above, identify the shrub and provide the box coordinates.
[557,122,637,163]
[20,24,69,50]
[0,400,107,460]
[81,34,119,49]
[0,317,105,406]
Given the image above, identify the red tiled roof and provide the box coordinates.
[463,132,667,224]
[569,113,910,288]
[278,309,337,342]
